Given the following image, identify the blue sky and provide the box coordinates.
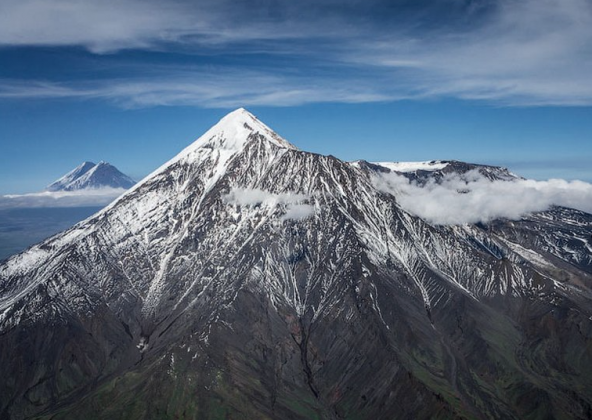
[1,0,591,194]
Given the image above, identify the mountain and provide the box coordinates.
[0,162,135,262]
[355,159,519,185]
[46,161,135,191]
[1,108,592,419]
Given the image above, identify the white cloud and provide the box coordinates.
[223,188,314,220]
[0,0,195,53]
[1,0,591,106]
[280,203,315,221]
[0,0,341,53]
[223,188,308,206]
[0,73,391,108]
[0,188,126,209]
[374,170,592,225]
[356,0,592,106]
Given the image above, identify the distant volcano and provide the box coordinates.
[45,161,135,191]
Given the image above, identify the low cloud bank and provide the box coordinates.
[374,171,592,225]
[281,204,314,221]
[223,188,314,221]
[0,188,127,209]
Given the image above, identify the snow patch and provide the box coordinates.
[137,337,149,352]
[374,161,449,172]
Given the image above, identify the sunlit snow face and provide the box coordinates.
[373,169,592,225]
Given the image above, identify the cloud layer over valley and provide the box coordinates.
[0,188,128,210]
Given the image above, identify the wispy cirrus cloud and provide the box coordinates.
[0,0,591,106]
[0,0,361,52]
[348,0,592,106]
[0,0,199,53]
[0,70,395,108]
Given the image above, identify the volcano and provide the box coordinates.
[1,108,591,419]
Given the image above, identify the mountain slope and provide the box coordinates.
[46,161,135,191]
[357,159,519,185]
[1,108,592,419]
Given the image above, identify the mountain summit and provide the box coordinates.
[187,107,297,153]
[1,109,591,419]
[46,161,135,191]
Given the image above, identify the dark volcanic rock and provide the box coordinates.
[1,109,591,419]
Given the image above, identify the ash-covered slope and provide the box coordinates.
[1,109,592,420]
[46,161,135,191]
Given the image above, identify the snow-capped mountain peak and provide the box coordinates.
[178,107,297,158]
[45,161,96,191]
[45,161,135,191]
[1,109,591,419]
[121,107,298,200]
